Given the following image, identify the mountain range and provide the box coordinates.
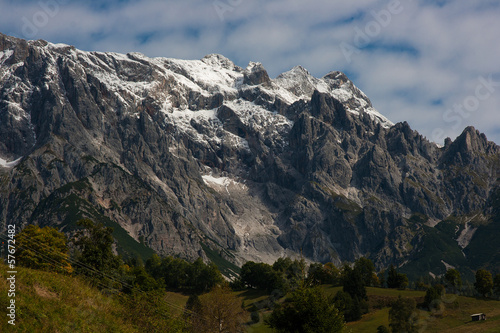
[1,32,499,279]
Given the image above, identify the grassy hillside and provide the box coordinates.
[0,262,132,331]
[243,286,500,332]
[0,262,188,332]
[345,288,500,333]
[200,242,241,278]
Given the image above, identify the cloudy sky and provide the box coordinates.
[1,0,499,144]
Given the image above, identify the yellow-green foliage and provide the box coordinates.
[16,225,73,274]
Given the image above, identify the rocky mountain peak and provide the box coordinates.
[457,126,489,151]
[443,126,499,165]
[201,53,239,71]
[243,61,271,87]
[0,33,499,276]
[274,66,318,99]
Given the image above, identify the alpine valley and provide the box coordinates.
[1,32,499,280]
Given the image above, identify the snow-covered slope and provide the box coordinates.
[0,40,391,176]
[41,42,393,146]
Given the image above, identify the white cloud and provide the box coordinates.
[0,0,498,143]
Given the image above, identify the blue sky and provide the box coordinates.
[1,0,499,144]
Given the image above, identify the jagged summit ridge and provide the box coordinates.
[46,41,393,129]
[10,34,390,107]
[0,33,393,165]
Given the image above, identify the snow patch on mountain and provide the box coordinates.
[202,174,234,187]
[0,156,22,168]
[0,49,13,65]
[224,100,293,132]
[163,56,242,93]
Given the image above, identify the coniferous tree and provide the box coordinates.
[339,265,368,321]
[267,286,345,333]
[387,265,408,289]
[387,265,399,288]
[378,269,386,288]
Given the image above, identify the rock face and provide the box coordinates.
[0,33,499,275]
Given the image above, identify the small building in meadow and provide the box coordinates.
[470,313,486,321]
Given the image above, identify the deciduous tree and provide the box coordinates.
[444,269,462,290]
[71,219,121,284]
[342,264,367,301]
[474,269,493,297]
[354,257,376,286]
[389,296,418,333]
[121,290,189,332]
[241,261,285,292]
[191,285,246,333]
[423,285,445,312]
[188,258,224,294]
[308,262,339,285]
[16,225,72,274]
[377,325,389,333]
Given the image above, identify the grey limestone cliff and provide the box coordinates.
[0,32,499,277]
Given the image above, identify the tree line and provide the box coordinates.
[9,220,500,332]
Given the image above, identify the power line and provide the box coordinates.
[0,232,200,320]
[0,233,119,292]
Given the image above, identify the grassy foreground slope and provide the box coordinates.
[0,262,188,332]
[0,262,132,332]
